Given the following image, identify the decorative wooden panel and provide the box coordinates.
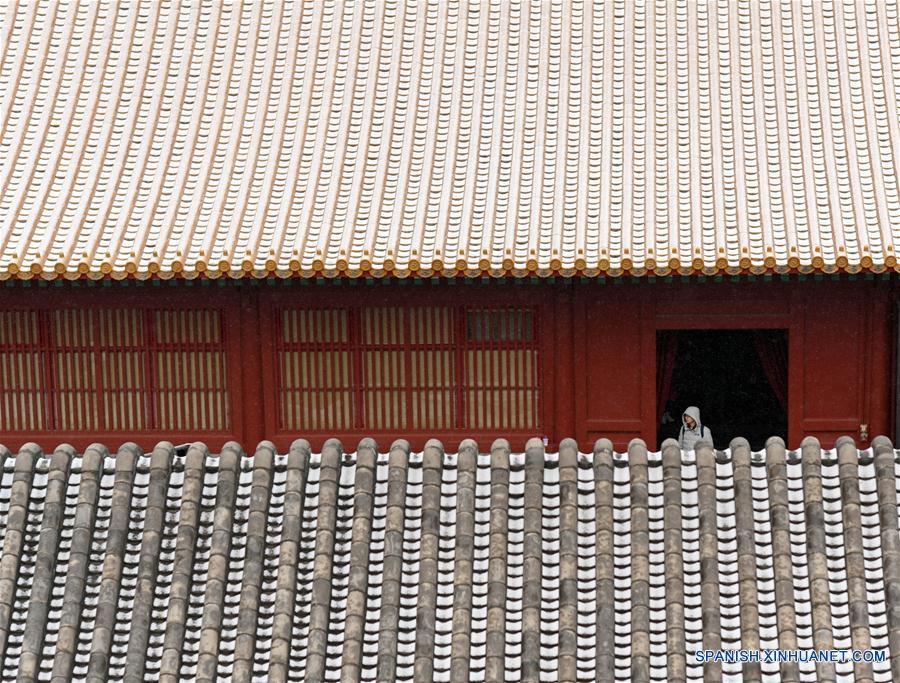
[407,307,457,430]
[275,306,540,433]
[97,310,146,431]
[0,308,228,433]
[277,309,354,431]
[153,309,227,431]
[51,309,99,431]
[464,309,537,430]
[0,311,44,431]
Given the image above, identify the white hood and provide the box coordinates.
[682,406,702,430]
[679,406,713,450]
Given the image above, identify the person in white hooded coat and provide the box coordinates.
[678,405,713,451]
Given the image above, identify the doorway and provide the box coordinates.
[656,329,788,451]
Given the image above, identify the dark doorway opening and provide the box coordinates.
[656,329,788,451]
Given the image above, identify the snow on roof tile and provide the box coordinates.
[2,2,900,281]
[0,435,899,680]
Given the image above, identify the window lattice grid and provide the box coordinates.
[359,307,456,431]
[277,309,354,431]
[0,308,229,432]
[275,306,540,433]
[0,310,46,431]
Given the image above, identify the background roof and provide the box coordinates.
[2,1,900,280]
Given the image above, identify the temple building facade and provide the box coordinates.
[2,1,900,681]
[0,2,899,454]
[0,275,894,453]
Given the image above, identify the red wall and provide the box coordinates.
[0,277,894,453]
[571,278,895,451]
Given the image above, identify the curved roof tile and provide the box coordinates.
[0,437,899,680]
[1,1,900,280]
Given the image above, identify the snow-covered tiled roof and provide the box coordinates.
[2,2,900,281]
[1,435,900,681]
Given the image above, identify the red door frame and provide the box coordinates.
[651,314,798,449]
[571,280,803,450]
[648,280,802,449]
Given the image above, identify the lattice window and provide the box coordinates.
[0,311,44,431]
[0,308,228,433]
[98,309,147,431]
[408,307,457,430]
[464,309,537,430]
[360,307,458,430]
[278,309,354,431]
[275,305,539,432]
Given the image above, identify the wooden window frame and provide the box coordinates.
[261,285,552,447]
[0,286,243,450]
[273,304,540,432]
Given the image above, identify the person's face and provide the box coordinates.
[683,415,696,429]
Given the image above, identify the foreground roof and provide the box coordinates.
[1,2,900,281]
[1,435,899,682]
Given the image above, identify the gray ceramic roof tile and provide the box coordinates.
[0,436,898,681]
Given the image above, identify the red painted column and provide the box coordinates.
[787,286,806,449]
[239,285,266,449]
[866,280,893,442]
[553,284,575,447]
[640,289,657,448]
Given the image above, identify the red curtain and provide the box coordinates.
[656,331,679,423]
[753,331,788,411]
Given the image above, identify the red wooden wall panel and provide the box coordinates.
[868,283,893,444]
[0,284,244,451]
[0,277,894,453]
[791,281,893,448]
[575,286,651,450]
[798,286,864,446]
